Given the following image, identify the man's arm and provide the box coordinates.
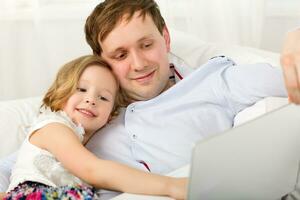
[0,151,18,192]
[281,28,300,104]
[218,62,287,114]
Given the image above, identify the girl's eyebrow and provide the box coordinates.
[78,78,115,95]
[102,89,114,97]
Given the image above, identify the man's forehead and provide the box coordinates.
[100,12,158,53]
[121,10,147,24]
[100,11,148,42]
[112,11,153,33]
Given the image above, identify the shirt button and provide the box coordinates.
[131,106,135,112]
[133,134,137,139]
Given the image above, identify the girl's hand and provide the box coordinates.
[0,192,6,200]
[167,177,188,200]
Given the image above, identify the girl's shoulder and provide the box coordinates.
[29,108,85,141]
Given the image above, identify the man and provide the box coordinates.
[83,0,286,199]
[281,28,300,104]
[0,0,289,199]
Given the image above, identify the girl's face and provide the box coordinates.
[63,65,118,136]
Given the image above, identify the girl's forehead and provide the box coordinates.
[78,66,118,91]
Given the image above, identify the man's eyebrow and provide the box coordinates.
[105,47,125,57]
[106,34,154,56]
[110,47,125,54]
[137,34,154,42]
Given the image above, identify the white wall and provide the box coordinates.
[260,0,300,52]
[261,16,300,53]
[0,0,299,100]
[0,1,98,100]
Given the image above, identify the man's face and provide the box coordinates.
[100,12,171,101]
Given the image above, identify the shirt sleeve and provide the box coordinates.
[217,63,287,115]
[0,151,18,192]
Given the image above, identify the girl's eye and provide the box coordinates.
[77,87,86,92]
[98,96,109,101]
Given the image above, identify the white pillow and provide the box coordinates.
[169,28,280,68]
[0,97,42,158]
[234,97,288,127]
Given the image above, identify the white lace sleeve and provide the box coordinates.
[29,108,85,142]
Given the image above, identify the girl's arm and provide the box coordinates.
[30,123,187,199]
[0,192,6,199]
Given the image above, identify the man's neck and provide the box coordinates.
[164,78,176,91]
[129,79,176,103]
[127,64,177,103]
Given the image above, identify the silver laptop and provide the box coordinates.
[188,104,300,200]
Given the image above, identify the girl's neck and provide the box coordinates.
[83,130,95,145]
[61,109,95,145]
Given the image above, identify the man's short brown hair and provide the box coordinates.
[85,0,166,55]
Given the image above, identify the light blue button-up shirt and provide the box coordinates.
[87,56,287,198]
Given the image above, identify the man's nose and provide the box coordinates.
[131,50,147,71]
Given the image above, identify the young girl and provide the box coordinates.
[3,55,187,200]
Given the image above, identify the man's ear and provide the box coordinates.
[162,26,171,52]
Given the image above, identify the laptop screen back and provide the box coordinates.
[188,104,300,200]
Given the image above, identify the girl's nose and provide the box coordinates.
[85,99,96,106]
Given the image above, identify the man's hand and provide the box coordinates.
[281,29,300,104]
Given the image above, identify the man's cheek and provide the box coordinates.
[114,70,127,82]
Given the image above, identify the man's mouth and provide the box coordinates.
[133,70,155,84]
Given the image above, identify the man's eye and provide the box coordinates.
[115,53,127,60]
[143,43,152,48]
[77,87,86,92]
